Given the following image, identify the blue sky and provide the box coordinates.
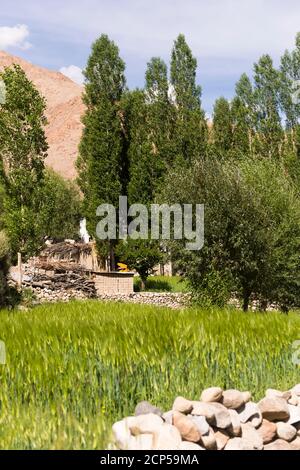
[1,0,300,114]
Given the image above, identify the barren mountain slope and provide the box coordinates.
[0,50,85,180]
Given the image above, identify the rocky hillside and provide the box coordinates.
[0,50,85,180]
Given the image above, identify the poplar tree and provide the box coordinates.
[280,33,300,159]
[230,74,256,158]
[230,97,251,158]
[280,33,300,129]
[253,55,284,158]
[170,34,207,163]
[212,97,233,158]
[77,35,126,269]
[0,65,48,259]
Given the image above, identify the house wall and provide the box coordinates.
[94,272,134,295]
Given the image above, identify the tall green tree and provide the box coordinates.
[127,58,174,206]
[125,89,154,206]
[170,34,207,163]
[0,65,48,259]
[280,32,300,129]
[145,57,177,170]
[280,32,300,158]
[170,34,201,111]
[77,34,126,269]
[253,55,284,158]
[120,60,171,284]
[212,97,233,158]
[230,96,251,158]
[234,73,256,156]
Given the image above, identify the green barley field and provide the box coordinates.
[0,301,300,449]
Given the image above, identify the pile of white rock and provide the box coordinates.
[112,385,300,450]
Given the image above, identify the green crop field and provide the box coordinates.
[0,301,300,449]
[134,275,188,292]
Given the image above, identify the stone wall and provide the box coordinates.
[97,292,190,309]
[9,264,189,308]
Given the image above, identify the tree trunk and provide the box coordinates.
[243,288,251,312]
[141,278,146,291]
[17,252,22,288]
[109,241,116,272]
[0,262,8,307]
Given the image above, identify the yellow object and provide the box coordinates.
[118,263,130,272]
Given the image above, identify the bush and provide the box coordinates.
[159,157,300,311]
[191,269,234,308]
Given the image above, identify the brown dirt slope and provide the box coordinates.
[0,50,85,180]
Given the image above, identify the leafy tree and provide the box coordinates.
[230,97,251,158]
[77,35,126,270]
[123,71,169,285]
[145,57,177,172]
[170,34,207,163]
[126,58,173,206]
[125,89,156,206]
[0,65,48,260]
[280,32,300,158]
[280,32,300,129]
[38,170,82,241]
[159,157,300,312]
[212,97,233,157]
[253,55,284,158]
[116,239,162,290]
[170,34,201,110]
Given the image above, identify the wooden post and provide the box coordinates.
[17,252,22,288]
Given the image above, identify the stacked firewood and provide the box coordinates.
[21,268,96,298]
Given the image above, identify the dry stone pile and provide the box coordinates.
[111,385,300,450]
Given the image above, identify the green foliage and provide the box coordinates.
[83,34,126,106]
[126,58,175,207]
[170,34,201,110]
[280,32,300,129]
[191,269,234,309]
[0,301,300,448]
[159,157,300,311]
[134,275,188,293]
[170,34,208,163]
[20,288,37,308]
[145,57,169,104]
[125,89,162,206]
[230,97,251,158]
[0,65,48,259]
[77,35,126,266]
[0,230,9,260]
[212,97,233,157]
[38,170,82,241]
[253,55,283,158]
[116,239,162,287]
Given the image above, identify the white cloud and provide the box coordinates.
[0,24,31,50]
[4,0,299,61]
[60,65,84,85]
[2,2,300,64]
